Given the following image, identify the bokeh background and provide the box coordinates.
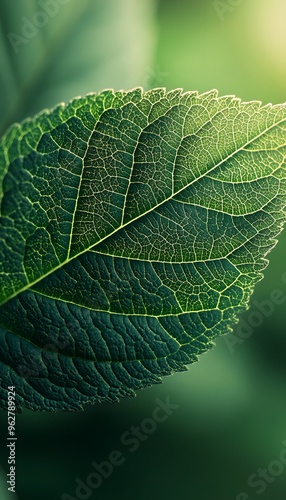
[1,0,286,499]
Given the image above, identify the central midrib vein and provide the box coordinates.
[1,113,286,307]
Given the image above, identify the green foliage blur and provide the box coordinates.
[1,1,286,499]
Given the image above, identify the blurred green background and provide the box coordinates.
[1,0,286,499]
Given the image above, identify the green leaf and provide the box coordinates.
[1,88,286,411]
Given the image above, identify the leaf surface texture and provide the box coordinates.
[1,88,286,410]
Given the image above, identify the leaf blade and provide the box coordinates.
[1,88,286,411]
